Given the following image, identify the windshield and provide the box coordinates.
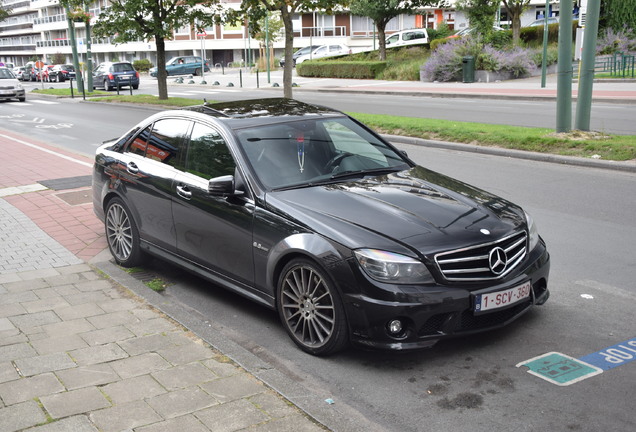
[0,68,15,79]
[236,116,410,190]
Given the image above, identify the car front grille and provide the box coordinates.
[434,231,527,281]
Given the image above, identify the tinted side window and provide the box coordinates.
[146,119,191,168]
[186,123,235,179]
[386,35,399,45]
[126,126,151,156]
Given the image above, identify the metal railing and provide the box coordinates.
[596,52,636,78]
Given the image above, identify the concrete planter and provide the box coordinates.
[420,64,558,83]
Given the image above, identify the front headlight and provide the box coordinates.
[16,82,23,90]
[354,249,434,284]
[525,211,540,251]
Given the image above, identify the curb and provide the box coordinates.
[385,135,636,173]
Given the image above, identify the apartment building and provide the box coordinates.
[1,1,556,68]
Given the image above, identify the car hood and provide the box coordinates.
[265,166,526,255]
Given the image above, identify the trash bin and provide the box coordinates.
[462,56,475,83]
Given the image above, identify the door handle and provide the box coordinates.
[127,162,139,174]
[176,184,192,199]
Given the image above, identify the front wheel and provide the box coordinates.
[105,198,144,267]
[277,258,348,355]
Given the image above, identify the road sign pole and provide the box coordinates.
[556,0,573,133]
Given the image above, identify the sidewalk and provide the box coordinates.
[0,133,324,431]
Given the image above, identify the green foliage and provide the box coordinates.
[50,52,67,65]
[456,0,500,40]
[349,0,436,59]
[0,5,12,22]
[520,21,578,46]
[133,59,154,73]
[486,29,512,49]
[427,22,453,41]
[298,61,387,79]
[602,0,636,33]
[430,37,453,51]
[298,45,428,80]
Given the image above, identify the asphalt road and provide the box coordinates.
[16,75,636,135]
[2,93,635,431]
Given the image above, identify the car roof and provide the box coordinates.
[181,98,345,129]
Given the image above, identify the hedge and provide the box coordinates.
[297,61,387,79]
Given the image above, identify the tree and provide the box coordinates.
[92,0,222,100]
[0,5,11,23]
[601,0,636,33]
[501,0,531,45]
[349,0,435,61]
[456,0,499,41]
[237,1,345,99]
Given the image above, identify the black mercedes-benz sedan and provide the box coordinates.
[93,98,550,355]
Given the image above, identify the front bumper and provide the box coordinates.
[343,243,550,351]
[0,89,25,100]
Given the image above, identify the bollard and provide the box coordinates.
[256,70,259,88]
[69,78,74,99]
[239,69,242,88]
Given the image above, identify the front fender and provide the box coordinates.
[265,233,352,298]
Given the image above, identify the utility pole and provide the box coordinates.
[64,5,84,93]
[556,0,573,133]
[540,0,550,88]
[574,0,601,131]
[84,2,93,91]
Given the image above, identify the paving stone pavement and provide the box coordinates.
[0,133,326,431]
[0,262,326,432]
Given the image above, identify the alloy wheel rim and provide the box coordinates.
[106,203,133,261]
[281,266,335,348]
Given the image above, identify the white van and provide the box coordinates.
[385,29,429,47]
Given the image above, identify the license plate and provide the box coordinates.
[120,75,131,80]
[0,90,13,95]
[474,281,532,313]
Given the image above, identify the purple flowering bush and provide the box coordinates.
[596,27,636,55]
[422,39,541,82]
[421,38,481,81]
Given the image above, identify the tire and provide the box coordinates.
[132,84,139,90]
[104,198,144,267]
[194,67,201,76]
[277,258,348,355]
[104,79,112,91]
[18,97,25,102]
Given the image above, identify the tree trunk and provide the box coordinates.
[281,6,294,99]
[156,36,168,100]
[377,22,388,61]
[512,12,522,45]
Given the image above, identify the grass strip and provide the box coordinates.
[349,112,636,161]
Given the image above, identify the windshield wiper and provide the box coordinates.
[329,166,403,180]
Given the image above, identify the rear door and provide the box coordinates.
[114,118,191,252]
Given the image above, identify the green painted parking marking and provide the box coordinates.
[516,352,603,386]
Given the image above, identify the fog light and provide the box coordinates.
[388,319,403,335]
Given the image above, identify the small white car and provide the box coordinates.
[295,44,351,64]
[385,29,429,47]
[0,67,25,102]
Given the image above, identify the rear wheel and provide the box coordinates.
[105,198,144,267]
[194,67,201,76]
[277,258,348,355]
[104,79,112,91]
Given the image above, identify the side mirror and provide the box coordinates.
[208,175,238,196]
